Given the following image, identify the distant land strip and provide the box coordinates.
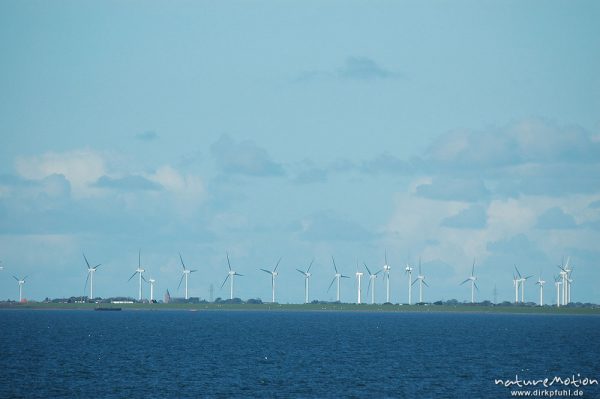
[1,302,599,315]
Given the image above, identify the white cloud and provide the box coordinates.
[15,149,106,198]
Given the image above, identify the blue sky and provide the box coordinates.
[1,1,599,304]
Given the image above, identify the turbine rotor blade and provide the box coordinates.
[13,275,19,281]
[460,279,470,285]
[179,253,186,271]
[327,277,336,292]
[412,279,418,286]
[332,256,338,273]
[307,259,314,273]
[474,282,479,291]
[220,274,230,289]
[514,265,522,278]
[127,271,138,282]
[226,252,232,271]
[83,253,91,268]
[274,257,282,273]
[296,268,306,276]
[84,272,90,292]
[234,273,243,277]
[423,280,430,287]
[363,262,372,276]
[260,268,272,274]
[177,274,185,290]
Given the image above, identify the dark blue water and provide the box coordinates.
[1,310,599,398]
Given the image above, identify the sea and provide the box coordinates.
[1,310,599,398]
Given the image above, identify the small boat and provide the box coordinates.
[94,306,122,311]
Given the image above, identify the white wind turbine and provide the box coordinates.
[13,275,28,302]
[382,251,391,303]
[296,259,314,304]
[127,250,145,301]
[405,262,413,304]
[514,265,532,303]
[355,260,364,304]
[412,258,429,303]
[364,263,382,305]
[83,253,101,301]
[0,260,3,270]
[178,253,198,300]
[535,274,545,306]
[327,257,349,302]
[560,257,574,304]
[148,277,156,302]
[460,260,478,303]
[260,257,281,303]
[512,273,520,303]
[554,275,562,307]
[221,252,243,300]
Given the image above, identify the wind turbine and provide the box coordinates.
[0,260,3,270]
[260,257,281,303]
[221,252,243,300]
[558,258,569,305]
[514,265,532,303]
[178,253,197,300]
[296,259,314,304]
[412,258,429,303]
[327,257,349,302]
[405,262,413,304]
[13,275,27,302]
[355,260,364,304]
[148,277,156,302]
[554,275,562,307]
[562,257,574,304]
[127,250,145,301]
[535,274,546,306]
[382,251,391,303]
[364,263,382,305]
[460,259,478,303]
[512,273,520,303]
[83,253,101,301]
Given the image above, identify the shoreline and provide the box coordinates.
[1,302,599,315]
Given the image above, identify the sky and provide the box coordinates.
[1,0,599,304]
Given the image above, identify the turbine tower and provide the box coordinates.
[554,275,562,307]
[364,263,382,305]
[178,253,198,300]
[355,261,364,304]
[148,277,156,302]
[382,251,391,303]
[260,257,281,303]
[412,258,429,303]
[327,257,349,302]
[83,253,101,300]
[557,257,575,305]
[460,259,478,303]
[296,259,314,304]
[514,265,532,303]
[535,274,545,306]
[13,275,27,302]
[127,250,145,301]
[512,273,520,304]
[221,252,243,300]
[405,263,413,304]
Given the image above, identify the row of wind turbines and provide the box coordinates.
[1,253,576,307]
[512,257,575,307]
